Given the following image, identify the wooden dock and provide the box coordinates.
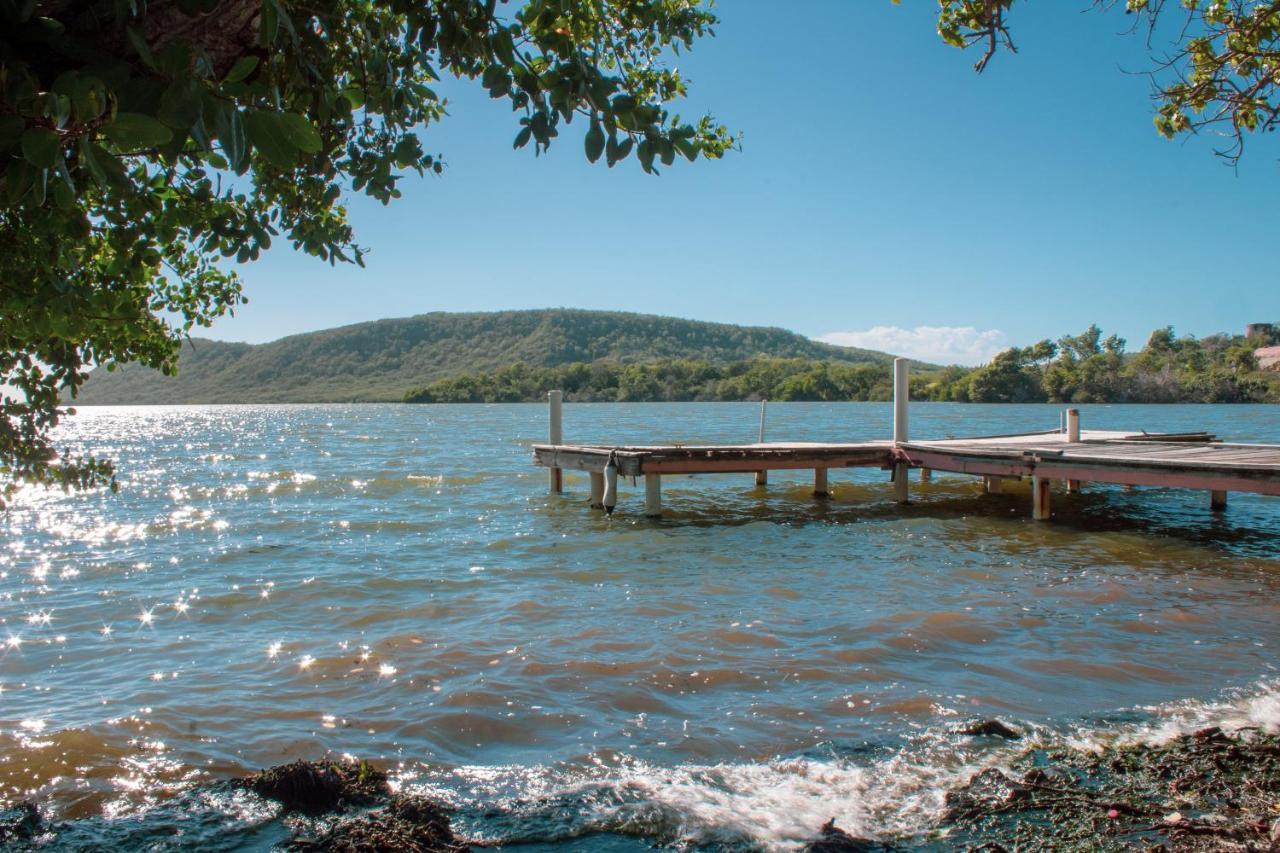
[531,367,1280,520]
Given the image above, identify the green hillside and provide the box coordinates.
[73,309,908,404]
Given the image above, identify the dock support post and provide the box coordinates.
[1066,409,1080,443]
[1032,476,1051,521]
[893,358,909,445]
[548,390,563,494]
[755,400,768,486]
[1210,490,1228,511]
[983,476,1003,495]
[1064,408,1081,493]
[920,468,931,483]
[645,474,662,517]
[892,357,910,504]
[814,468,829,498]
[589,472,604,508]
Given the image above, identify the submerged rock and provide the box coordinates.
[803,818,897,852]
[234,760,467,851]
[288,794,469,852]
[237,759,390,814]
[0,801,42,843]
[952,719,1022,740]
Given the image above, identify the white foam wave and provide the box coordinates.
[406,741,1006,849]
[402,679,1280,850]
[1065,677,1280,753]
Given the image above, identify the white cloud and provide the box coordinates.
[816,325,1007,366]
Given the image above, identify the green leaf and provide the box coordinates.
[52,178,73,210]
[0,116,24,153]
[125,26,155,68]
[101,113,173,149]
[224,55,260,84]
[78,137,107,186]
[259,0,280,45]
[158,80,202,129]
[584,119,605,163]
[514,126,532,149]
[637,139,655,172]
[244,109,298,169]
[20,127,61,168]
[214,104,248,171]
[340,86,366,111]
[278,113,321,153]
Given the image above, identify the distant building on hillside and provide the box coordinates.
[1256,346,1280,371]
[1246,322,1277,340]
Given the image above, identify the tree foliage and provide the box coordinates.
[404,326,1280,404]
[931,0,1280,162]
[0,0,735,502]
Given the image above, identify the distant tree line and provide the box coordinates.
[404,326,1280,405]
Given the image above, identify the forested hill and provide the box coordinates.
[74,309,903,404]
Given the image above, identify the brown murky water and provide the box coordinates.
[2,402,1278,849]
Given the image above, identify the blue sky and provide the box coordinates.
[203,2,1276,365]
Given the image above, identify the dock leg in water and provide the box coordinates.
[1064,409,1081,493]
[645,474,662,518]
[590,472,604,509]
[1032,476,1051,520]
[1210,490,1228,512]
[548,390,563,495]
[893,464,909,503]
[920,468,931,483]
[755,469,767,487]
[983,476,1003,495]
[892,358,910,504]
[814,468,829,499]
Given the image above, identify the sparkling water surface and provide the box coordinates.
[3,402,1279,849]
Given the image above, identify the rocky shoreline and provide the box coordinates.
[940,724,1280,851]
[2,722,1277,850]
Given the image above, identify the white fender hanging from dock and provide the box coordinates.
[602,451,618,516]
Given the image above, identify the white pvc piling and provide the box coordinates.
[892,358,909,503]
[1065,408,1081,493]
[893,358,909,445]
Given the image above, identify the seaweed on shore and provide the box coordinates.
[287,794,470,852]
[939,725,1280,851]
[236,758,390,814]
[235,759,471,852]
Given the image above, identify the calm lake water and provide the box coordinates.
[3,402,1280,849]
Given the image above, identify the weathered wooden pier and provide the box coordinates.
[532,360,1280,520]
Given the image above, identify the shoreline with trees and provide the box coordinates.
[405,325,1280,405]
